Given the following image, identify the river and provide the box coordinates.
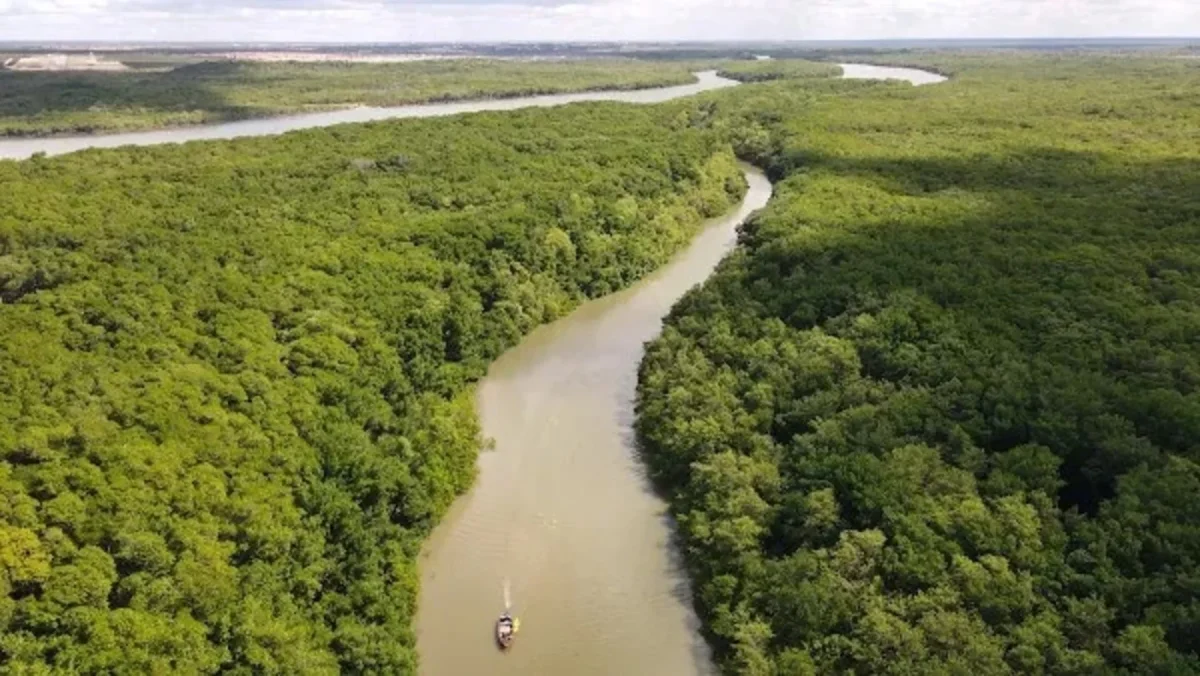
[839,62,949,85]
[417,166,772,675]
[0,71,738,161]
[0,61,943,674]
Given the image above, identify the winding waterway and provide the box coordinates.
[0,71,738,160]
[415,63,945,676]
[0,61,945,674]
[417,166,771,676]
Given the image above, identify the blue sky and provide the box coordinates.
[1,0,1196,42]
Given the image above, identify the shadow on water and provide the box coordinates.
[616,387,715,674]
[661,511,716,673]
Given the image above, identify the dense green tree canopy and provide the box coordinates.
[0,101,745,671]
[639,55,1200,674]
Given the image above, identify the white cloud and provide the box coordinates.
[0,0,1196,42]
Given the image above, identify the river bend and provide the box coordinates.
[0,71,737,160]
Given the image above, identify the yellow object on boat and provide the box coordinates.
[513,617,520,633]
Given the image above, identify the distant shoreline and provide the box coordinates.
[2,53,130,72]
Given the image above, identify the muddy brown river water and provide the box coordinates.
[416,167,772,675]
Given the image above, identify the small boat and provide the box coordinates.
[496,612,518,650]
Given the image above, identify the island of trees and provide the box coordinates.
[638,54,1200,673]
[715,59,843,82]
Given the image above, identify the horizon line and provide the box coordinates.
[1,36,1198,47]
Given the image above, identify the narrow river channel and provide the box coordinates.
[416,166,772,676]
[414,64,944,675]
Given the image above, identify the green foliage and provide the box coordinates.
[0,100,746,671]
[638,53,1200,673]
[0,58,703,136]
[717,59,843,83]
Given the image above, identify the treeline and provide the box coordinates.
[716,60,843,83]
[0,103,745,671]
[639,56,1200,673]
[0,58,703,137]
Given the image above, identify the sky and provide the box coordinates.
[0,0,1196,43]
